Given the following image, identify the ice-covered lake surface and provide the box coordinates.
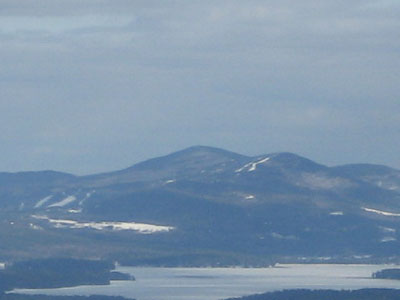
[13,264,400,300]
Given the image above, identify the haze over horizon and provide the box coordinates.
[1,1,399,175]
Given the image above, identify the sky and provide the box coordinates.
[0,0,399,175]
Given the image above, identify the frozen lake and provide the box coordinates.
[13,264,400,300]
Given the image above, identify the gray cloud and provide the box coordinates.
[0,1,399,174]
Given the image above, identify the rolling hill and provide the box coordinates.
[1,146,400,265]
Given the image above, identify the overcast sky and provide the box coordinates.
[1,0,399,174]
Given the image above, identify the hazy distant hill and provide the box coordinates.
[1,146,400,265]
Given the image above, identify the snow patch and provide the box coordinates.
[353,255,372,259]
[329,211,344,216]
[68,209,82,214]
[0,263,4,269]
[300,173,352,190]
[31,215,174,234]
[29,223,42,230]
[379,226,396,233]
[164,179,176,184]
[235,157,270,173]
[316,256,332,261]
[48,196,77,208]
[381,237,397,243]
[271,232,297,240]
[245,195,255,200]
[79,191,94,206]
[248,157,270,172]
[362,207,400,217]
[235,162,252,173]
[35,195,53,208]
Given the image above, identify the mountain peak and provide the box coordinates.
[173,145,248,158]
[265,152,327,172]
[123,145,248,172]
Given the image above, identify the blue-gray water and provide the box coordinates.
[12,264,400,300]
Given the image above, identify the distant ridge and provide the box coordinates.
[0,145,400,265]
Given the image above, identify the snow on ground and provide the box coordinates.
[245,195,255,199]
[48,196,77,208]
[271,232,297,240]
[235,162,252,173]
[378,226,396,242]
[79,191,94,206]
[34,195,53,208]
[379,226,396,233]
[31,215,174,234]
[0,263,4,269]
[29,223,42,230]
[164,179,176,184]
[248,157,270,171]
[235,157,270,173]
[68,209,82,213]
[317,256,333,261]
[299,173,352,190]
[378,226,396,233]
[329,211,344,216]
[362,207,400,217]
[381,237,397,242]
[353,255,372,259]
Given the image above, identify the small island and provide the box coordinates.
[373,268,400,280]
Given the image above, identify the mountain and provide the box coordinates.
[1,146,400,265]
